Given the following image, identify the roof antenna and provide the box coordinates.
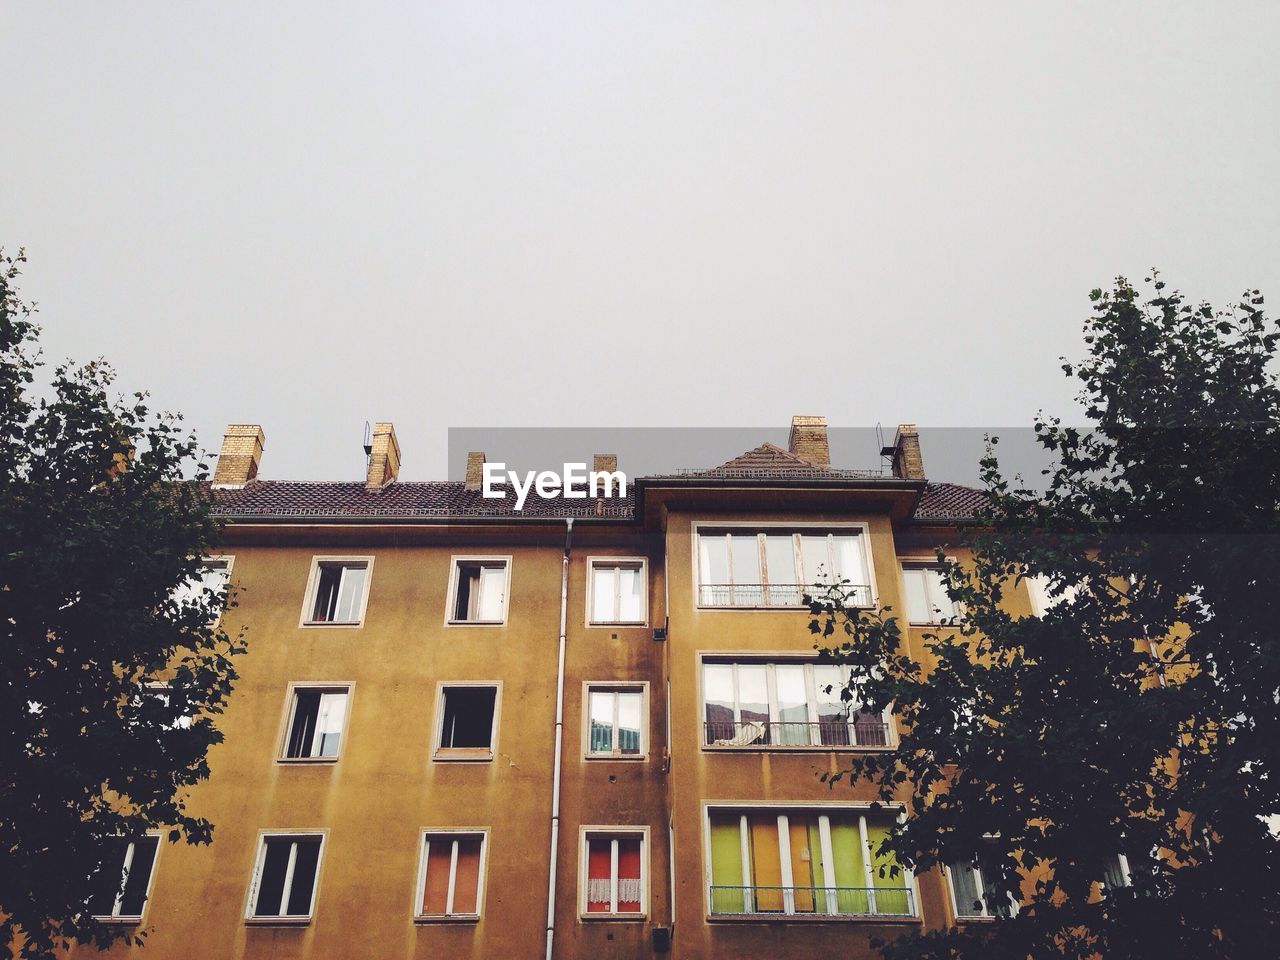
[362,420,373,457]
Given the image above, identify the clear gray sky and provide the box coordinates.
[3,2,1278,481]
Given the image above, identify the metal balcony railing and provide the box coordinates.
[708,884,915,918]
[697,583,872,608]
[704,718,893,748]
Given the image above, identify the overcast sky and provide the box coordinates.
[3,2,1278,482]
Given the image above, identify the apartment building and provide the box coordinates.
[70,417,1030,960]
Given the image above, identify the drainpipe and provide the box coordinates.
[545,518,573,960]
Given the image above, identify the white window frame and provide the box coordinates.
[700,801,918,921]
[691,521,876,611]
[585,557,649,627]
[445,556,512,626]
[90,831,162,923]
[433,681,502,762]
[582,682,649,760]
[578,826,650,919]
[298,556,374,628]
[412,828,490,922]
[243,830,327,925]
[142,680,193,730]
[698,654,895,752]
[899,559,961,625]
[945,860,1018,921]
[277,682,355,763]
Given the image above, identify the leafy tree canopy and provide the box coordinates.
[0,251,244,958]
[812,274,1280,959]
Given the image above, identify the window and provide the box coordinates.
[1100,853,1131,892]
[435,684,499,760]
[702,660,892,748]
[696,528,871,608]
[415,831,487,920]
[281,686,350,760]
[142,682,192,730]
[581,829,647,917]
[448,558,509,624]
[246,833,324,922]
[707,807,914,918]
[173,556,232,621]
[947,858,1016,919]
[1026,573,1084,617]
[586,685,645,758]
[302,558,371,625]
[901,563,960,623]
[588,559,646,625]
[89,834,160,921]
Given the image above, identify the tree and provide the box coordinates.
[0,251,245,958]
[811,274,1280,959]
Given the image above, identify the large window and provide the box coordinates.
[702,660,892,748]
[415,831,487,920]
[448,559,509,624]
[435,684,499,760]
[246,833,324,922]
[302,558,371,626]
[586,685,645,758]
[947,858,1017,919]
[901,563,960,624]
[696,528,871,608]
[172,556,232,621]
[281,686,350,760]
[581,829,647,917]
[588,559,646,625]
[89,834,160,922]
[707,808,914,918]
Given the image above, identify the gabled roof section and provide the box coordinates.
[912,482,990,522]
[647,442,885,482]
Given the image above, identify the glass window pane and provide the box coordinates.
[591,566,615,623]
[925,568,954,620]
[617,567,643,622]
[254,839,291,916]
[729,535,761,605]
[285,839,320,916]
[589,691,614,754]
[737,665,769,742]
[451,836,483,914]
[334,565,366,622]
[798,535,831,588]
[774,665,811,745]
[311,566,341,621]
[763,535,798,605]
[703,664,735,743]
[117,835,159,917]
[833,536,867,603]
[617,692,642,755]
[88,837,130,917]
[950,862,983,917]
[617,838,643,912]
[286,689,321,758]
[476,565,505,621]
[698,535,729,604]
[314,692,346,757]
[586,839,612,912]
[814,665,852,746]
[902,568,932,622]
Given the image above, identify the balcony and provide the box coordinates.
[697,583,873,609]
[708,884,916,918]
[704,717,893,749]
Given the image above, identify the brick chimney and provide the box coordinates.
[592,453,618,475]
[213,424,265,487]
[889,424,925,480]
[464,451,486,491]
[365,421,400,491]
[788,415,830,468]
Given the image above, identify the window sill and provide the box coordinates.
[245,916,311,926]
[696,604,875,613]
[434,748,494,762]
[701,744,895,754]
[706,914,921,925]
[90,916,143,925]
[446,619,507,627]
[580,912,647,922]
[301,621,363,628]
[414,914,480,924]
[955,915,999,923]
[277,756,339,765]
[584,753,648,761]
[588,621,648,628]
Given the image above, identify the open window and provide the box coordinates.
[281,685,350,761]
[246,833,324,923]
[581,828,647,917]
[435,684,499,761]
[588,559,646,625]
[173,556,233,623]
[89,834,160,922]
[901,562,961,624]
[415,830,488,920]
[448,559,509,624]
[302,558,371,626]
[947,856,1017,920]
[585,685,646,759]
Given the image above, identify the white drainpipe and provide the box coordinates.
[544,518,573,960]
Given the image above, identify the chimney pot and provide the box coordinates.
[213,424,265,487]
[365,422,401,491]
[788,415,830,468]
[464,451,486,491]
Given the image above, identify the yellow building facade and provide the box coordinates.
[68,416,1027,960]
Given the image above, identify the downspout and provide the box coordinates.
[545,518,573,960]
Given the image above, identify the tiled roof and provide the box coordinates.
[211,481,634,521]
[912,482,990,521]
[650,443,885,481]
[211,477,989,523]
